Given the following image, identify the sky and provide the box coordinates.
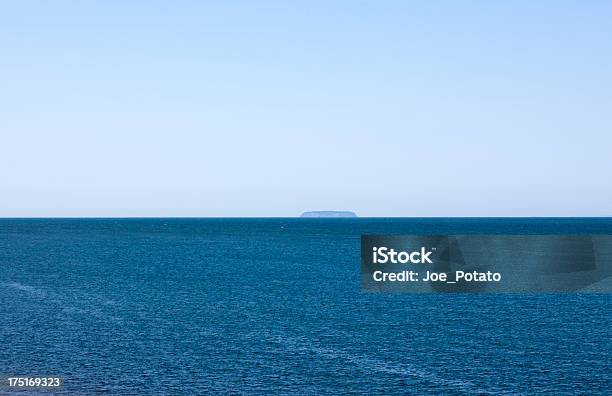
[1,1,611,217]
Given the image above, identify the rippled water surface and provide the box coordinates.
[1,218,611,394]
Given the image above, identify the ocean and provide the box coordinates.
[1,218,610,394]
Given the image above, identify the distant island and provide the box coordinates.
[300,211,358,218]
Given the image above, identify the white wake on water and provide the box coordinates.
[271,335,521,395]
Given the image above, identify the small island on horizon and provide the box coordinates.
[300,211,358,218]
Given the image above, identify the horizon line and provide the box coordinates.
[1,216,611,219]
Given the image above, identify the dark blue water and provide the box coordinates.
[1,218,610,395]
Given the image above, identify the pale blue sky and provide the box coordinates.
[1,1,610,216]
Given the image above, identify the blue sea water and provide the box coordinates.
[0,218,610,395]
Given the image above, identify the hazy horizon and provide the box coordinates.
[2,1,611,217]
